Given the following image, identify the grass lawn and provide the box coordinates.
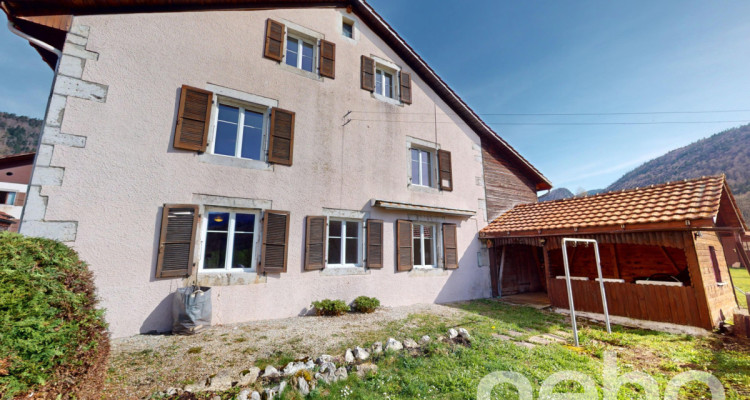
[730,267,750,308]
[148,300,750,400]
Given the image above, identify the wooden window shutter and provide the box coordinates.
[264,19,285,62]
[14,192,25,207]
[361,55,375,91]
[268,108,295,166]
[305,216,327,270]
[155,204,199,279]
[396,220,413,271]
[366,219,384,269]
[319,39,336,79]
[173,85,212,152]
[260,210,290,274]
[442,223,458,269]
[399,71,412,104]
[437,149,453,191]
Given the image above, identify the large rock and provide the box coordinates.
[371,342,383,354]
[319,362,336,374]
[458,328,471,339]
[297,376,310,396]
[355,363,378,378]
[334,367,348,381]
[354,346,370,361]
[238,389,250,400]
[283,361,306,376]
[250,391,261,400]
[419,335,431,345]
[316,355,334,364]
[448,328,458,339]
[345,348,355,363]
[262,365,280,379]
[403,338,419,349]
[207,369,235,391]
[238,367,261,386]
[385,338,403,351]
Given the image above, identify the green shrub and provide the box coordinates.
[351,296,381,313]
[311,299,350,316]
[0,233,109,399]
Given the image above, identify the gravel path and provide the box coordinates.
[104,303,470,399]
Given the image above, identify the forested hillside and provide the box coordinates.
[607,123,750,220]
[0,112,42,156]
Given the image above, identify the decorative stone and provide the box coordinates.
[315,372,331,385]
[458,328,471,339]
[264,387,277,399]
[207,369,234,391]
[262,365,280,379]
[354,346,370,360]
[316,354,334,364]
[542,334,566,343]
[251,391,261,400]
[371,341,383,354]
[238,367,261,386]
[305,360,315,370]
[283,361,306,376]
[182,382,205,393]
[493,333,511,341]
[403,338,419,349]
[165,387,179,396]
[238,389,250,400]
[320,362,336,374]
[385,338,403,351]
[448,328,458,339]
[297,376,310,396]
[334,367,348,381]
[506,330,524,337]
[345,348,355,363]
[527,336,552,345]
[514,341,536,349]
[419,335,431,345]
[355,363,378,378]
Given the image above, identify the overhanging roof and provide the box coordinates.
[371,199,475,217]
[2,0,551,191]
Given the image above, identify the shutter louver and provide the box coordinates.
[264,19,285,62]
[305,216,327,270]
[260,210,290,274]
[438,149,453,191]
[361,55,375,91]
[399,71,412,104]
[442,223,458,269]
[319,39,336,79]
[366,219,384,269]
[155,204,199,278]
[268,108,295,166]
[14,192,25,207]
[174,85,212,152]
[396,220,413,271]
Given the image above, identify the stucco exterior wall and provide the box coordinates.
[22,8,539,337]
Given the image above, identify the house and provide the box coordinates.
[480,175,748,330]
[3,0,551,337]
[0,152,33,232]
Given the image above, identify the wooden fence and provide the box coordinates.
[548,279,702,327]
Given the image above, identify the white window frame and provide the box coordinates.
[199,208,261,273]
[371,56,401,105]
[406,137,440,192]
[410,148,433,187]
[326,218,363,268]
[412,222,438,269]
[209,96,270,162]
[285,33,317,73]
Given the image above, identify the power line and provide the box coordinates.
[346,119,750,126]
[348,109,750,116]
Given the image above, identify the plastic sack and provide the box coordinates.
[172,286,212,335]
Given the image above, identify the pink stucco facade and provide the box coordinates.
[22,7,542,338]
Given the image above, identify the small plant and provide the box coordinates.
[187,346,203,354]
[311,299,350,316]
[351,296,381,313]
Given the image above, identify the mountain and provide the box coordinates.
[539,187,574,202]
[0,112,42,156]
[607,123,750,220]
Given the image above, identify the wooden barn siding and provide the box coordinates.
[481,138,538,222]
[548,279,703,327]
[691,231,738,326]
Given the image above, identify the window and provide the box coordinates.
[375,69,395,98]
[342,20,354,39]
[410,148,432,187]
[327,219,361,267]
[211,101,268,161]
[413,223,436,268]
[0,191,15,205]
[202,210,259,271]
[286,35,315,72]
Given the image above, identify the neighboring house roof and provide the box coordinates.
[0,211,15,223]
[480,175,748,237]
[1,0,552,190]
[0,152,35,163]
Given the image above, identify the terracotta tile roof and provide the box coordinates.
[481,175,727,236]
[0,211,15,221]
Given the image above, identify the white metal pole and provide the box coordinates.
[561,239,579,346]
[593,243,612,334]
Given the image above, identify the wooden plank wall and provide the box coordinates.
[480,138,538,222]
[500,245,544,295]
[548,279,703,327]
[690,231,738,327]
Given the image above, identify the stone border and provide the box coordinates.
[20,22,108,242]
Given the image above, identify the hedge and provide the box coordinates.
[0,233,109,399]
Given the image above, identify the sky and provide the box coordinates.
[2,1,750,191]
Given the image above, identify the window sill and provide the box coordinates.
[408,183,439,194]
[320,266,369,276]
[371,92,402,106]
[193,271,267,286]
[278,62,323,81]
[198,153,273,171]
[408,267,447,277]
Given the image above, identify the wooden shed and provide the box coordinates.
[479,175,748,330]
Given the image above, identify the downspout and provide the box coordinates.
[6,19,63,59]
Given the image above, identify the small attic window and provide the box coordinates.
[342,19,354,39]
